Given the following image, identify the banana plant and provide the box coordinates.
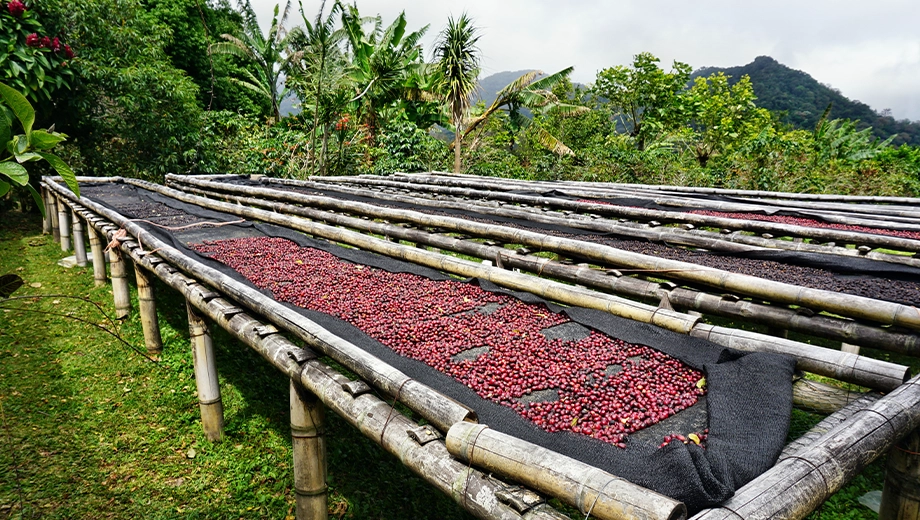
[0,81,78,217]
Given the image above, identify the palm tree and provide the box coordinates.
[433,13,480,173]
[286,0,349,174]
[340,5,429,143]
[209,0,292,122]
[463,67,589,156]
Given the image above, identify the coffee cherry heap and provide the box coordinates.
[193,236,706,448]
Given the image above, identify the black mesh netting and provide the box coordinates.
[80,181,796,512]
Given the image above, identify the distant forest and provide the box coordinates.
[693,56,920,146]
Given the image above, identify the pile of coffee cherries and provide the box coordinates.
[193,237,706,447]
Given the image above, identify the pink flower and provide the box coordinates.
[51,37,61,52]
[39,36,50,48]
[7,0,25,16]
[64,44,74,59]
[25,33,40,47]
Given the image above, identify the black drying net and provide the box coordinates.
[80,181,796,512]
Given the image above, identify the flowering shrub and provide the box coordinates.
[0,0,74,106]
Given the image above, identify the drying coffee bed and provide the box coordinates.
[688,210,920,241]
[192,236,706,448]
[247,183,920,307]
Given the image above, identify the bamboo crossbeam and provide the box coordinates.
[447,422,686,520]
[167,176,920,355]
[139,179,909,392]
[44,178,476,434]
[166,176,920,334]
[61,206,565,520]
[690,374,920,520]
[315,175,920,253]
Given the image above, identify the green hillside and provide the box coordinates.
[693,56,920,146]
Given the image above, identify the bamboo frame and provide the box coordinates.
[48,190,59,242]
[41,186,51,235]
[313,175,920,253]
[53,194,573,520]
[134,263,163,354]
[187,300,224,442]
[72,208,88,267]
[167,176,920,355]
[255,175,920,269]
[290,380,327,520]
[145,179,910,392]
[879,428,920,517]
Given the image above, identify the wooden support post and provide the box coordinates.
[88,226,108,286]
[187,301,223,441]
[48,191,59,242]
[880,429,920,518]
[58,201,71,251]
[290,380,327,520]
[41,186,51,235]
[109,247,132,319]
[72,209,88,267]
[134,264,163,354]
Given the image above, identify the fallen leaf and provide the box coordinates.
[186,447,196,459]
[30,282,42,288]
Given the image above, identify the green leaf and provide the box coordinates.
[25,183,45,219]
[0,179,9,197]
[36,152,79,197]
[0,108,10,147]
[15,152,41,163]
[0,160,29,185]
[0,273,25,299]
[0,82,35,137]
[30,129,66,150]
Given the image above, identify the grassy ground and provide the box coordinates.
[0,212,473,519]
[0,211,899,519]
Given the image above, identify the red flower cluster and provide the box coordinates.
[335,115,350,131]
[24,32,74,58]
[7,0,25,16]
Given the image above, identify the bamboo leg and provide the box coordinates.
[58,201,71,251]
[109,248,132,319]
[89,226,108,286]
[290,380,327,520]
[134,264,163,354]
[72,209,87,267]
[187,301,223,442]
[880,429,920,518]
[41,186,51,235]
[48,192,59,242]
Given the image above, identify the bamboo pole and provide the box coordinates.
[63,212,570,520]
[72,208,88,267]
[691,375,920,520]
[41,186,51,234]
[134,263,163,354]
[88,224,108,286]
[791,379,868,415]
[44,179,476,433]
[109,246,132,320]
[186,300,224,442]
[290,380,327,520]
[58,200,71,251]
[879,429,920,518]
[446,422,686,520]
[781,392,882,460]
[167,178,920,356]
[251,175,920,269]
[47,189,59,242]
[140,179,910,392]
[315,175,920,253]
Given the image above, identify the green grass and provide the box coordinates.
[0,212,473,520]
[0,211,900,519]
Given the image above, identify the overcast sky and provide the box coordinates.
[251,0,920,122]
